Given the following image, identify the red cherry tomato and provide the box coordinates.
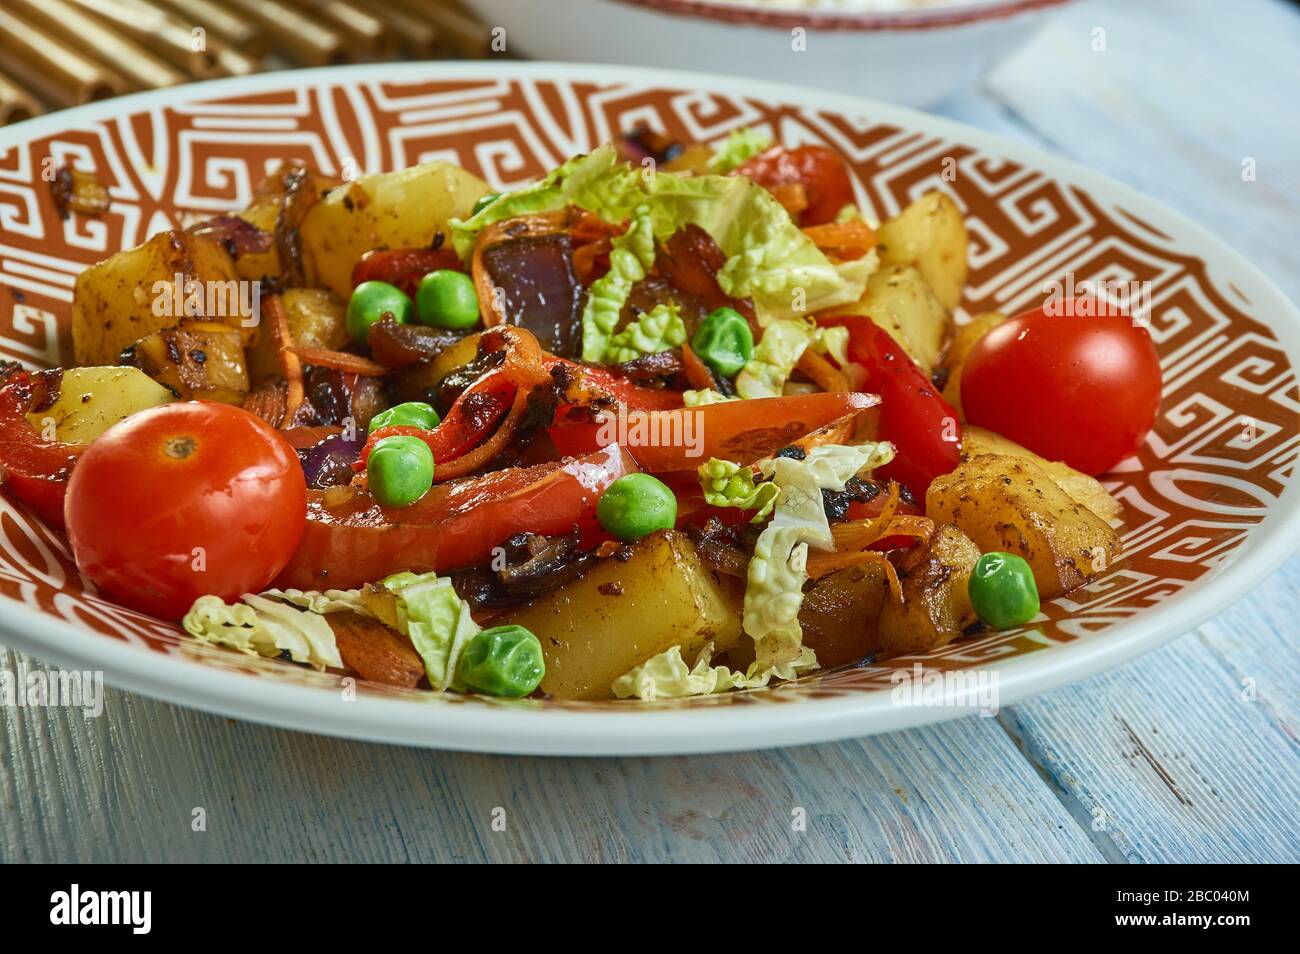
[961,299,1162,475]
[65,402,306,619]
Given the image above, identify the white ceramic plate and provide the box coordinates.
[1,62,1297,754]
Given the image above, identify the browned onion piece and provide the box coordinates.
[366,318,468,369]
[478,233,583,358]
[188,214,274,257]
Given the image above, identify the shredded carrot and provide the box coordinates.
[796,348,849,393]
[264,294,304,423]
[289,346,388,376]
[802,219,877,261]
[681,342,716,391]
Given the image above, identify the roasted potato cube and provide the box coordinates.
[941,311,1005,416]
[24,366,172,444]
[72,230,244,366]
[799,563,888,666]
[877,524,981,655]
[126,322,249,404]
[876,191,968,312]
[926,454,1120,600]
[823,264,949,376]
[300,162,490,299]
[247,288,350,381]
[962,425,1122,524]
[228,198,282,283]
[494,530,744,701]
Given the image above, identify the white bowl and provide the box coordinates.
[0,61,1297,755]
[464,0,1075,106]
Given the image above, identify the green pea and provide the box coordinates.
[416,269,480,330]
[346,280,413,345]
[471,192,500,216]
[366,435,434,509]
[459,624,545,697]
[691,306,754,378]
[596,473,677,542]
[368,401,441,434]
[968,551,1040,629]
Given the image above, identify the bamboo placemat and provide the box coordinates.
[0,0,497,125]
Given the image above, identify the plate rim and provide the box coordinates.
[1,60,1297,755]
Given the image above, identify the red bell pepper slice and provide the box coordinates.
[275,443,639,590]
[734,145,856,227]
[358,366,516,468]
[547,391,878,474]
[351,247,465,297]
[818,315,961,496]
[0,371,83,529]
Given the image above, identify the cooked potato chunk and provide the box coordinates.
[877,524,981,655]
[72,230,244,367]
[299,162,490,298]
[876,191,968,311]
[247,288,349,381]
[493,530,744,701]
[927,455,1120,600]
[126,322,249,404]
[24,366,172,444]
[962,425,1122,524]
[823,264,949,376]
[941,311,1005,415]
[799,563,888,666]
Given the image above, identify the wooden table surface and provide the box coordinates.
[2,0,1298,863]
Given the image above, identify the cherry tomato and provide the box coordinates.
[961,299,1162,475]
[64,402,306,619]
[275,444,639,590]
[734,145,856,226]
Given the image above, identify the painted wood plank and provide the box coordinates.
[984,0,1300,301]
[1195,555,1300,734]
[997,627,1300,863]
[0,643,1101,863]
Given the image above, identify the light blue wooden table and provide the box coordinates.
[2,0,1298,863]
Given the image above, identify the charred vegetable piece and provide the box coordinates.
[0,369,84,529]
[72,229,244,367]
[926,454,1120,601]
[458,624,546,697]
[478,233,583,357]
[125,323,249,404]
[877,524,982,656]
